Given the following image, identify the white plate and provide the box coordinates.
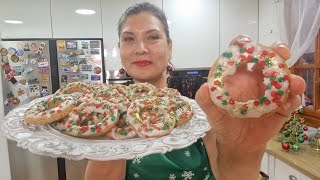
[0,97,210,161]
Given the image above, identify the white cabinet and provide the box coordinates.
[260,153,269,176]
[261,153,312,180]
[220,0,258,51]
[274,158,312,180]
[163,0,220,69]
[50,0,103,38]
[0,0,52,39]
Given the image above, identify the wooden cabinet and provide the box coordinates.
[290,30,320,128]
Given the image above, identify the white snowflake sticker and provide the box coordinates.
[133,173,140,178]
[132,157,143,164]
[203,167,208,171]
[204,174,210,180]
[184,150,191,157]
[169,174,176,180]
[181,171,194,180]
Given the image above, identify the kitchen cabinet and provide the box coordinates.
[274,158,312,180]
[162,0,220,69]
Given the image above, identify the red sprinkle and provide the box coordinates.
[246,55,253,62]
[274,83,282,89]
[262,50,268,56]
[238,43,244,48]
[246,47,254,53]
[216,95,222,99]
[229,98,235,105]
[259,61,266,67]
[239,55,246,61]
[278,63,285,68]
[254,100,260,106]
[214,80,220,85]
[265,99,271,105]
[210,86,217,92]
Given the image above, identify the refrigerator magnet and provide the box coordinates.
[27,77,39,84]
[11,97,21,105]
[40,74,50,83]
[8,47,16,55]
[61,75,68,83]
[93,66,102,74]
[81,41,89,49]
[4,98,10,106]
[16,49,24,56]
[31,43,38,52]
[66,41,77,50]
[25,67,34,74]
[30,58,37,64]
[39,66,50,73]
[70,65,79,73]
[28,84,40,97]
[57,40,66,51]
[0,48,8,56]
[70,73,80,80]
[24,43,30,51]
[80,64,92,72]
[91,75,101,81]
[10,54,19,63]
[1,55,9,64]
[90,48,100,55]
[81,74,89,80]
[41,85,49,97]
[19,79,27,85]
[90,41,100,48]
[17,88,29,102]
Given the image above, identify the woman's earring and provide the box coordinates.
[119,67,125,74]
[166,64,173,72]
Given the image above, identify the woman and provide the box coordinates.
[85,2,305,180]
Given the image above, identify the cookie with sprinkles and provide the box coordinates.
[208,37,290,118]
[25,94,78,124]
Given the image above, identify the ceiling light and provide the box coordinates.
[75,9,96,15]
[4,20,23,24]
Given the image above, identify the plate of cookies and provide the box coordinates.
[0,82,210,161]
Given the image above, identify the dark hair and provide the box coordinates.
[117,2,171,43]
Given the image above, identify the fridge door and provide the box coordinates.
[0,40,53,114]
[56,39,104,87]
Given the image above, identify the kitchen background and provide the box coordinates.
[0,0,287,180]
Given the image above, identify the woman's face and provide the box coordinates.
[119,12,172,82]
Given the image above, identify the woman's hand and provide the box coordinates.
[85,160,126,180]
[195,36,306,179]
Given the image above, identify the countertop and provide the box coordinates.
[266,140,320,179]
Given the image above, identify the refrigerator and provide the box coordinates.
[56,39,104,86]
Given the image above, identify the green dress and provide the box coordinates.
[126,139,215,180]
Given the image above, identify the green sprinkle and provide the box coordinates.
[277,90,284,96]
[259,97,267,104]
[214,72,222,77]
[267,84,272,90]
[269,77,276,81]
[222,52,233,58]
[72,121,78,125]
[252,57,259,63]
[224,92,229,96]
[111,115,116,121]
[90,127,96,132]
[278,77,284,82]
[240,109,247,115]
[221,100,228,105]
[239,48,245,53]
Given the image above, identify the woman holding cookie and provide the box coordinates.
[85,2,305,180]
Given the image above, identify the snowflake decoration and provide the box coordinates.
[182,171,194,180]
[169,174,176,180]
[184,150,191,157]
[133,173,139,178]
[204,174,210,180]
[203,167,208,171]
[132,157,143,164]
